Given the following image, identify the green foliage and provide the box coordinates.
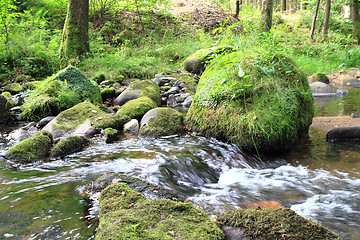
[340,48,360,68]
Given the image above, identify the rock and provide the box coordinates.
[182,95,194,108]
[104,128,118,143]
[50,135,90,158]
[8,122,39,141]
[117,96,157,120]
[42,102,130,139]
[3,83,23,95]
[38,116,56,128]
[167,94,176,107]
[113,80,161,106]
[5,131,53,163]
[10,93,25,106]
[217,208,340,240]
[0,95,13,124]
[336,89,349,96]
[24,81,42,90]
[183,45,234,74]
[140,108,184,137]
[326,127,360,142]
[21,66,102,121]
[175,96,185,103]
[101,87,116,102]
[186,53,314,154]
[308,73,330,84]
[96,181,224,240]
[123,119,139,132]
[310,81,336,97]
[168,86,180,94]
[350,113,360,118]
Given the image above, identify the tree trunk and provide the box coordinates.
[59,0,90,67]
[322,0,331,37]
[261,0,274,32]
[351,0,360,44]
[281,0,286,13]
[310,0,321,40]
[234,0,240,18]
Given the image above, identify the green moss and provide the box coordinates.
[5,131,53,163]
[131,80,161,106]
[50,135,90,158]
[4,83,23,95]
[1,92,15,106]
[93,73,106,84]
[25,81,42,90]
[186,52,314,154]
[117,96,157,120]
[177,74,198,95]
[97,183,224,240]
[101,87,116,102]
[217,208,340,239]
[21,66,101,121]
[0,95,13,123]
[104,128,118,143]
[21,96,61,120]
[140,108,184,137]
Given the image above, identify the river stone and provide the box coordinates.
[42,102,130,139]
[50,135,90,158]
[8,122,38,141]
[182,95,194,108]
[117,96,157,120]
[113,88,142,106]
[38,116,55,128]
[310,82,336,97]
[217,208,340,240]
[183,45,234,75]
[326,127,360,142]
[0,95,13,124]
[104,128,118,143]
[5,131,53,163]
[140,108,184,137]
[96,181,224,240]
[186,53,314,154]
[3,83,23,95]
[123,119,139,132]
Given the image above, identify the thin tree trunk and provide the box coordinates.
[310,0,321,40]
[351,0,360,44]
[281,0,286,13]
[261,0,274,31]
[234,0,240,18]
[322,0,331,37]
[59,0,89,67]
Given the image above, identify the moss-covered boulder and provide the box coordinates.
[42,102,130,139]
[104,128,118,143]
[0,95,13,123]
[186,52,314,154]
[217,208,340,239]
[21,66,102,121]
[101,87,116,102]
[50,135,90,158]
[308,73,330,84]
[114,80,161,106]
[183,45,234,75]
[96,183,224,240]
[5,131,53,163]
[140,108,184,137]
[3,83,23,95]
[117,96,157,120]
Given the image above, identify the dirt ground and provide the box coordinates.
[311,116,360,132]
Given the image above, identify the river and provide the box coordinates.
[0,88,359,240]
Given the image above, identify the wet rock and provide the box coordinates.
[175,96,185,103]
[8,122,38,141]
[168,86,180,94]
[350,113,360,118]
[123,119,139,132]
[167,94,176,107]
[326,127,360,142]
[113,88,141,106]
[84,128,101,138]
[50,135,90,158]
[0,95,13,124]
[310,81,336,97]
[38,116,55,128]
[104,128,118,143]
[217,208,340,240]
[182,95,194,108]
[10,93,25,106]
[140,108,184,137]
[336,89,349,96]
[5,131,53,163]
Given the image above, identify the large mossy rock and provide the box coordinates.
[140,108,184,137]
[5,131,53,163]
[114,80,161,106]
[21,66,102,121]
[42,102,130,139]
[217,208,340,239]
[3,83,23,95]
[186,52,314,154]
[183,45,234,75]
[96,182,224,240]
[0,95,13,124]
[50,135,90,158]
[117,96,157,120]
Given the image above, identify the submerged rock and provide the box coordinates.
[217,208,340,240]
[5,131,53,163]
[96,181,224,240]
[140,108,184,137]
[50,135,90,158]
[186,53,314,154]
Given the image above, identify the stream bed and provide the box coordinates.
[0,88,359,240]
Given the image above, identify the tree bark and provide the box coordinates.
[351,0,360,44]
[261,0,274,32]
[322,0,331,37]
[310,0,321,40]
[234,0,240,18]
[59,0,90,67]
[281,0,286,13]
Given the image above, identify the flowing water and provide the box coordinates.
[0,88,360,240]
